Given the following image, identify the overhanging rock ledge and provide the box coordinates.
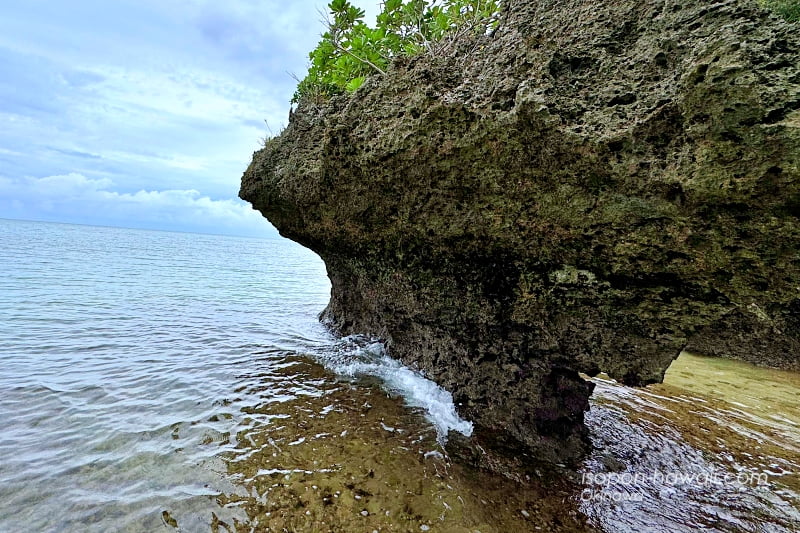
[241,0,800,464]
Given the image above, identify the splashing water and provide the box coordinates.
[312,335,474,441]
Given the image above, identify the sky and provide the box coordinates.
[0,0,380,238]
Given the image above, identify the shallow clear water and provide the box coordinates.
[0,219,330,531]
[0,219,481,532]
[583,358,800,533]
[1,219,798,532]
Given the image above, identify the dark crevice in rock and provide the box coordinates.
[763,99,800,124]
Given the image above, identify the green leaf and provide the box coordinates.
[330,0,348,13]
[294,0,505,103]
[345,76,366,92]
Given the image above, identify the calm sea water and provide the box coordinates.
[1,219,798,533]
[0,219,330,530]
[0,219,479,532]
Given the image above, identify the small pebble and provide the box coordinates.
[361,510,369,516]
[521,510,530,518]
[420,525,430,531]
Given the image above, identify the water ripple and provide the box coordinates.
[0,219,331,532]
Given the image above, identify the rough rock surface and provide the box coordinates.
[241,0,800,464]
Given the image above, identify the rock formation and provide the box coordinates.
[241,0,800,464]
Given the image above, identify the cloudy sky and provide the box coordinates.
[0,0,380,237]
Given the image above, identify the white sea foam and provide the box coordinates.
[316,335,473,441]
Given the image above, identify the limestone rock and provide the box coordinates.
[241,0,800,463]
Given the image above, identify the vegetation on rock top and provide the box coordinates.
[293,0,501,103]
[291,0,796,105]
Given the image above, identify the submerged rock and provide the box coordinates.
[241,0,799,464]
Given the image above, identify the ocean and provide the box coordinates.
[1,218,797,532]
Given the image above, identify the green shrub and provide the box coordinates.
[293,0,501,103]
[761,0,800,21]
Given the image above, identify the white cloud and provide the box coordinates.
[0,173,276,238]
[33,172,113,193]
[0,1,382,235]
